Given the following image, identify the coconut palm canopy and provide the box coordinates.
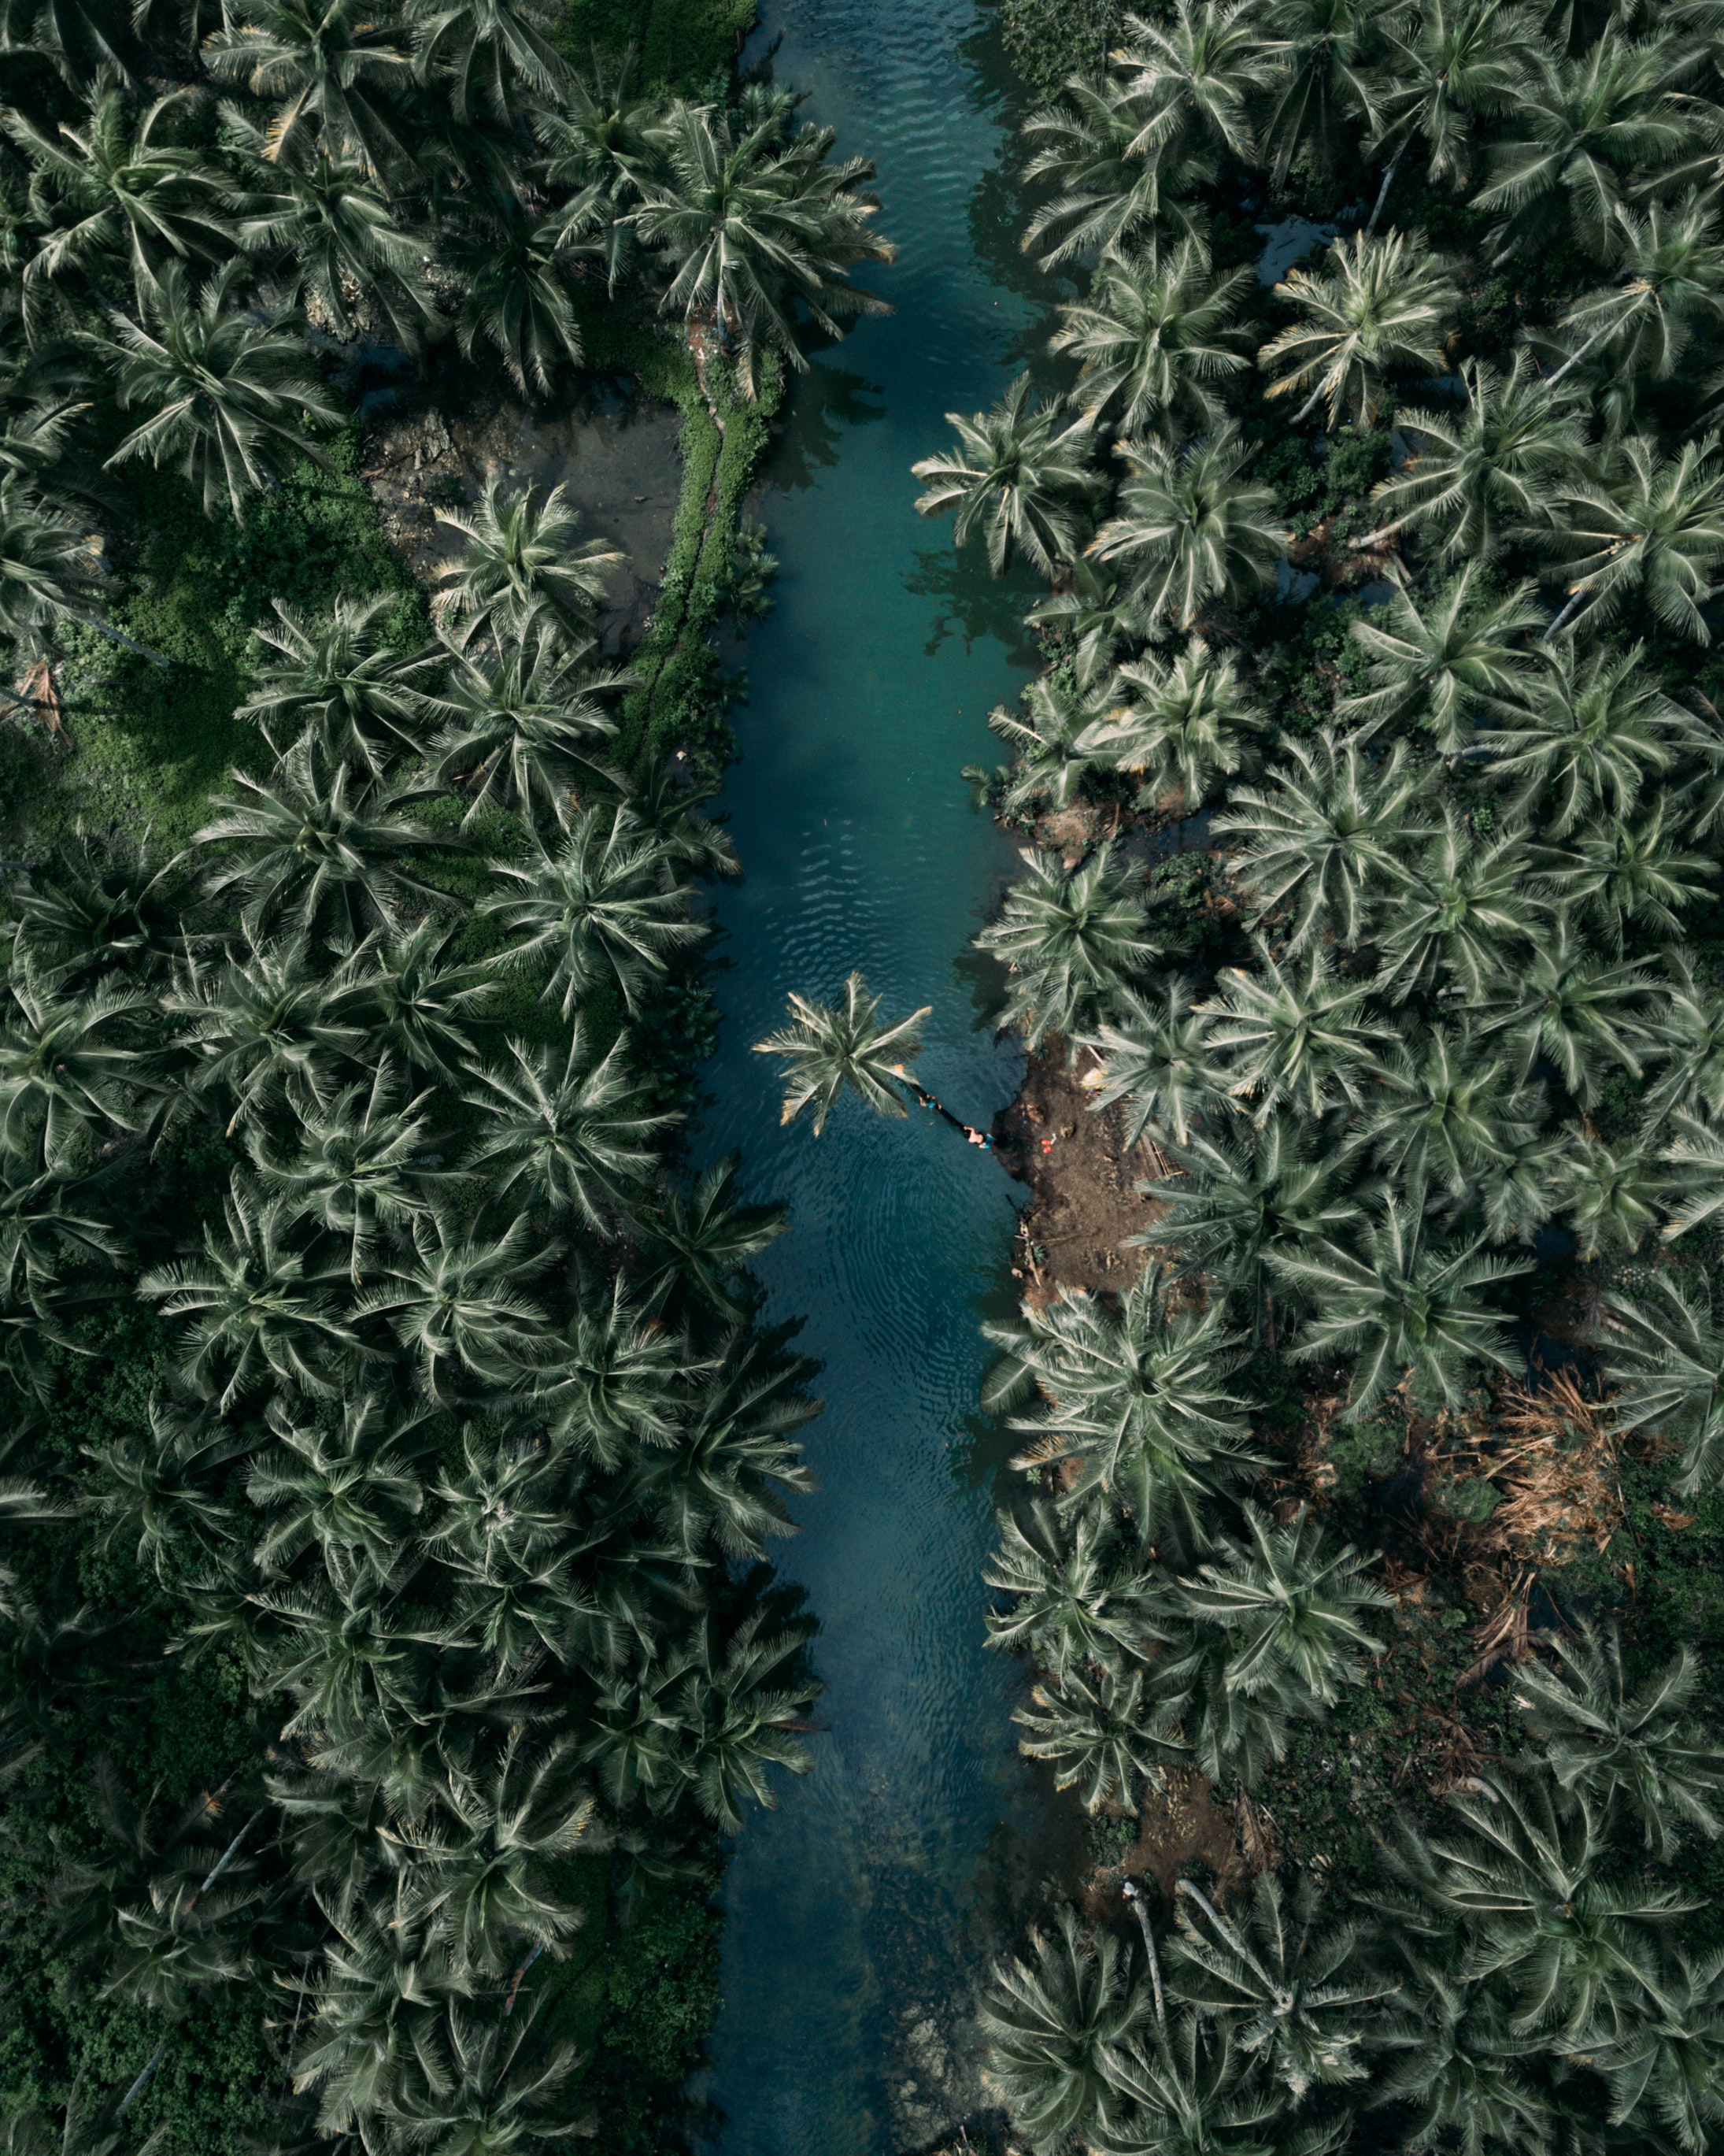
[906,3,1724,2153]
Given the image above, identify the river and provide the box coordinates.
[690,3,1078,2150]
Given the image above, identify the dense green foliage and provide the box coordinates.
[0,0,898,2148]
[910,5,1724,2151]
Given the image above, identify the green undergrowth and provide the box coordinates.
[560,0,756,92]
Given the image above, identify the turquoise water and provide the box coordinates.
[691,4,1078,2150]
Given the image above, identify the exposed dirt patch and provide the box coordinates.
[358,391,684,650]
[992,1038,1160,1303]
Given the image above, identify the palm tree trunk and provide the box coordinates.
[73,612,173,669]
[1292,373,1334,428]
[1121,1881,1166,2032]
[1545,316,1619,387]
[117,2040,169,2118]
[1364,150,1403,235]
[1543,586,1589,639]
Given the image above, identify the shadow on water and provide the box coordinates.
[687,3,1089,2152]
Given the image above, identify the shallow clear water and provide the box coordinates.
[691,4,1078,2150]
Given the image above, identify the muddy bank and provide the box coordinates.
[990,1035,1159,1303]
[358,390,684,650]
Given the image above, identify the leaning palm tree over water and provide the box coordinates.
[752,972,930,1135]
[912,373,1101,578]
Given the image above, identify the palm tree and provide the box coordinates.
[1542,194,1724,427]
[1644,954,1724,1121]
[235,143,442,356]
[1339,568,1541,752]
[1479,919,1660,1102]
[1086,421,1284,627]
[378,1994,587,2150]
[1259,228,1459,428]
[1471,35,1696,261]
[1271,1190,1530,1417]
[627,87,896,398]
[1092,2010,1286,2156]
[1386,1771,1687,2039]
[0,476,107,654]
[139,1173,355,1409]
[102,263,342,520]
[1167,1870,1390,2098]
[7,87,234,302]
[194,744,444,944]
[1258,0,1382,188]
[13,826,188,983]
[1248,813,1390,1000]
[979,1908,1147,2154]
[535,46,658,290]
[992,1265,1257,1542]
[394,1734,592,1972]
[248,1391,427,1573]
[912,375,1101,578]
[985,1500,1163,1676]
[246,1061,443,1282]
[354,1209,556,1398]
[1365,1026,1544,1201]
[0,0,132,81]
[1052,239,1251,438]
[670,1612,818,1831]
[1482,637,1712,833]
[433,627,627,830]
[239,596,445,774]
[0,965,156,1169]
[483,803,704,1018]
[433,478,623,653]
[1201,939,1401,1121]
[347,917,495,1080]
[1540,802,1716,948]
[1516,1624,1724,1856]
[751,971,930,1135]
[1172,1502,1389,1706]
[1371,1942,1559,2156]
[1154,1116,1371,1347]
[461,1026,674,1232]
[1027,560,1160,690]
[1086,979,1232,1147]
[1078,638,1268,811]
[1019,75,1216,270]
[1590,1947,1724,2153]
[1112,0,1279,165]
[438,185,590,399]
[1014,1665,1187,1811]
[1376,809,1545,1002]
[976,843,1163,1050]
[1599,1277,1724,1494]
[1356,0,1531,213]
[203,0,418,180]
[405,0,568,126]
[169,927,367,1131]
[1352,353,1589,562]
[983,674,1108,818]
[1545,433,1724,643]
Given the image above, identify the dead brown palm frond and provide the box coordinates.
[1487,1371,1624,1564]
[1459,1567,1534,1687]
